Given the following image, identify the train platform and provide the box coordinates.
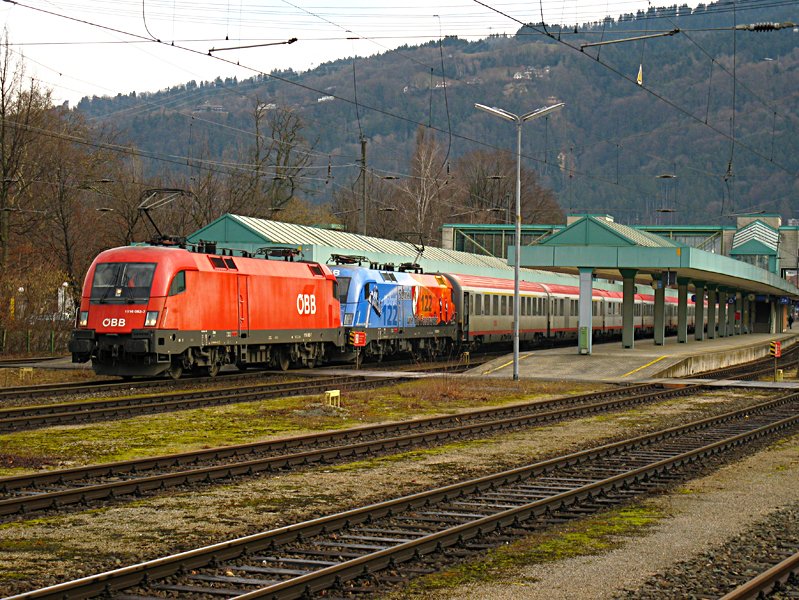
[473,332,799,383]
[6,332,799,387]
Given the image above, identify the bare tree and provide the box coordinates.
[0,32,52,269]
[393,127,450,246]
[332,172,401,238]
[28,108,121,289]
[232,100,317,217]
[451,149,565,225]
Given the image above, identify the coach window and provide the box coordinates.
[559,299,565,316]
[168,271,187,296]
[473,294,480,315]
[520,297,526,316]
[492,296,499,316]
[500,296,507,316]
[484,295,490,315]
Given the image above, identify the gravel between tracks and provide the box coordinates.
[420,419,799,599]
[0,387,796,597]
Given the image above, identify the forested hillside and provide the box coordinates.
[74,1,799,226]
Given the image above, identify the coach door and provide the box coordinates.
[237,275,249,338]
[462,292,471,342]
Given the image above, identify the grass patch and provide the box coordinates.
[329,438,499,472]
[401,504,664,595]
[0,379,604,471]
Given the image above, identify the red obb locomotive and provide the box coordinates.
[69,245,342,378]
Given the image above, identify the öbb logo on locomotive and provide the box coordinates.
[68,244,698,379]
[296,293,317,315]
[101,318,126,327]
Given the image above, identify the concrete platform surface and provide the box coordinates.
[474,332,799,383]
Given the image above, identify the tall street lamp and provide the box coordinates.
[475,102,565,380]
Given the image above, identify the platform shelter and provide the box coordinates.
[520,215,799,355]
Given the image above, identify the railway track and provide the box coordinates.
[1,342,795,517]
[0,375,397,432]
[718,550,799,600]
[10,391,799,599]
[0,353,490,404]
[0,341,792,433]
[0,356,64,368]
[0,369,275,403]
[0,382,683,519]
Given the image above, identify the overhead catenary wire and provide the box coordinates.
[4,0,797,213]
[471,0,799,180]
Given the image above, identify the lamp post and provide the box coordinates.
[475,102,565,380]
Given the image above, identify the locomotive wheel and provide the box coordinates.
[277,349,290,371]
[204,361,220,378]
[166,363,183,380]
[202,349,220,377]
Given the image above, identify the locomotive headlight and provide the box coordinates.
[344,313,354,326]
[144,311,159,327]
[78,311,88,327]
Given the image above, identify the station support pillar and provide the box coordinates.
[694,282,705,341]
[742,294,750,334]
[726,290,736,336]
[718,290,728,338]
[733,292,742,335]
[707,287,717,340]
[578,267,594,355]
[653,274,665,346]
[620,269,637,349]
[770,300,777,334]
[677,278,689,343]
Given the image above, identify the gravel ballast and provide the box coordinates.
[0,387,795,597]
[419,433,799,599]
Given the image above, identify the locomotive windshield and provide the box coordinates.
[90,262,156,304]
[336,277,351,303]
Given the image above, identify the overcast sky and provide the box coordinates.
[0,0,673,105]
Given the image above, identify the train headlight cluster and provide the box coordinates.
[78,311,88,327]
[144,311,159,327]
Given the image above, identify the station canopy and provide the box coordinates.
[519,215,799,299]
[187,214,581,286]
